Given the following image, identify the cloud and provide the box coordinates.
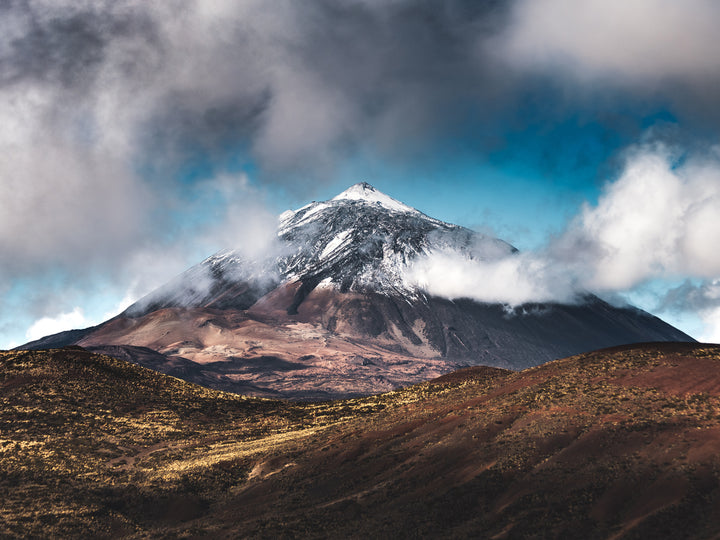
[558,145,720,288]
[699,307,720,343]
[408,249,578,305]
[493,0,720,134]
[496,0,720,82]
[0,1,158,281]
[194,174,285,262]
[409,143,720,307]
[658,279,720,343]
[95,173,286,311]
[23,295,135,343]
[661,280,720,314]
[0,1,509,279]
[25,307,89,342]
[0,138,150,275]
[0,1,516,185]
[3,0,720,345]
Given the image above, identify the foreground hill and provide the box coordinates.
[22,183,693,399]
[3,343,720,537]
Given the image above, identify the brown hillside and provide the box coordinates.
[2,343,720,538]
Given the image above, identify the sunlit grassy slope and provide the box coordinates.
[3,344,720,538]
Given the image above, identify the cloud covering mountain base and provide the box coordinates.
[409,144,720,340]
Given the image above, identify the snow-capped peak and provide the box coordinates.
[331,182,417,214]
[129,181,517,315]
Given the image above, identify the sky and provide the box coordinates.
[2,0,720,347]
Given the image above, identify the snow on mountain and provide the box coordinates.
[128,182,515,314]
[330,181,419,214]
[276,182,516,292]
[276,182,484,294]
[274,184,515,293]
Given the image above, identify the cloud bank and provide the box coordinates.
[409,144,720,314]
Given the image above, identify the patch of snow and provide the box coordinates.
[278,202,330,235]
[294,202,329,225]
[320,229,353,260]
[316,276,335,288]
[332,182,418,214]
[278,209,295,223]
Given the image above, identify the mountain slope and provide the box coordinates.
[21,183,693,399]
[4,344,720,537]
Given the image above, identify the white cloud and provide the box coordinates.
[409,144,720,313]
[559,145,720,289]
[21,285,141,345]
[408,249,578,306]
[659,279,720,343]
[25,307,89,342]
[496,0,720,82]
[196,174,283,261]
[100,288,138,321]
[699,307,720,343]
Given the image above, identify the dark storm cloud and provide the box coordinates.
[5,0,718,192]
[177,0,514,175]
[0,0,520,282]
[0,1,159,89]
[23,1,513,174]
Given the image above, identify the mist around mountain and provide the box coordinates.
[20,183,693,399]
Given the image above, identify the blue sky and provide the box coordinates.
[2,0,720,347]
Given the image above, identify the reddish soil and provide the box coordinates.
[77,305,463,399]
[204,343,720,538]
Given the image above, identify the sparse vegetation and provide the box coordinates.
[2,344,720,537]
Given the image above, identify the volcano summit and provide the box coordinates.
[22,183,693,399]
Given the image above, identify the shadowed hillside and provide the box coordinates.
[3,344,720,537]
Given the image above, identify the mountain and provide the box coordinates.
[4,343,720,537]
[21,183,693,399]
[122,181,513,314]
